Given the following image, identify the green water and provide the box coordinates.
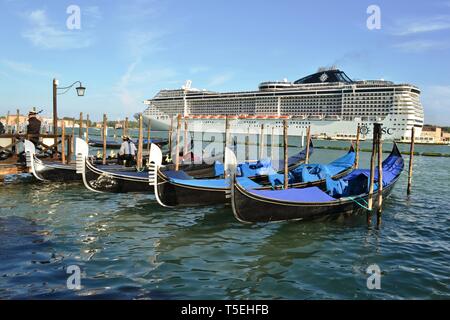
[0,139,449,299]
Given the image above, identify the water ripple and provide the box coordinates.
[0,148,449,299]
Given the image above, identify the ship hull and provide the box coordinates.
[142,114,421,141]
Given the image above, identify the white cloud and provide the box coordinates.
[189,66,209,74]
[118,0,159,21]
[392,39,448,53]
[84,6,102,20]
[123,30,167,60]
[115,59,178,112]
[22,9,93,50]
[208,72,234,87]
[83,6,103,28]
[392,15,450,36]
[422,85,450,125]
[1,59,54,77]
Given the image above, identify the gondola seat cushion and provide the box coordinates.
[169,176,260,189]
[249,186,335,203]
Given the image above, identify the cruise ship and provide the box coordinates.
[142,68,424,140]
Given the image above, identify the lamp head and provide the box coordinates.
[76,84,86,96]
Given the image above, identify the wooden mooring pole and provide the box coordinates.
[15,109,20,156]
[271,127,276,158]
[305,125,311,164]
[283,119,289,189]
[71,117,75,154]
[407,127,415,195]
[85,114,89,142]
[168,116,174,155]
[367,123,378,223]
[376,123,383,226]
[224,117,230,174]
[137,114,143,170]
[184,117,189,158]
[124,117,129,136]
[79,112,83,138]
[146,118,151,157]
[102,114,107,165]
[301,130,305,148]
[5,111,10,133]
[16,109,20,134]
[52,79,58,155]
[175,114,182,171]
[259,124,265,160]
[355,124,361,169]
[245,126,250,161]
[67,122,72,164]
[61,120,66,164]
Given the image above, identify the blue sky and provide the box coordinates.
[0,0,449,124]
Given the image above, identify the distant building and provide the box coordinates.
[442,131,450,143]
[0,114,78,134]
[0,114,28,126]
[418,125,448,144]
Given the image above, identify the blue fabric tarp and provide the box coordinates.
[249,186,335,203]
[170,176,261,190]
[242,145,403,203]
[238,158,277,177]
[327,151,404,198]
[214,159,277,178]
[163,170,195,180]
[267,148,355,187]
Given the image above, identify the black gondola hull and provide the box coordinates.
[83,161,151,193]
[35,165,81,182]
[156,171,227,206]
[82,160,218,193]
[31,156,81,182]
[232,178,398,223]
[153,141,320,207]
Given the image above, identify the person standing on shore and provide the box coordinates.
[0,120,5,135]
[26,111,41,146]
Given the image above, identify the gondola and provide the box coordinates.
[151,140,331,208]
[23,139,126,182]
[76,138,222,193]
[230,143,404,223]
[24,139,82,182]
[78,137,314,194]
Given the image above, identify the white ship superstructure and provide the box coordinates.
[142,68,424,140]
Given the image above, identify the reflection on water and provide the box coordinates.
[0,146,449,299]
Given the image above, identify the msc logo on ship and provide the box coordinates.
[360,125,394,136]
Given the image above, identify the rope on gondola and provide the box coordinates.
[348,196,372,211]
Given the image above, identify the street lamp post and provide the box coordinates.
[52,78,86,156]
